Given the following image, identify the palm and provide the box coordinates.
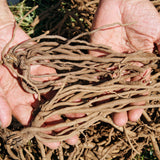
[0,64,35,123]
[91,0,160,53]
[91,0,160,126]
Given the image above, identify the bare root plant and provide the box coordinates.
[0,22,160,159]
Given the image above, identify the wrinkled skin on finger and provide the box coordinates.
[90,0,160,126]
[0,0,85,149]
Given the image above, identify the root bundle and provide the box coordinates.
[0,26,160,159]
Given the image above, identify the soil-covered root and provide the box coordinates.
[0,26,160,159]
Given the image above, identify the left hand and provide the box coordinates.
[0,0,85,149]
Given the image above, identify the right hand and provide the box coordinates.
[90,0,160,126]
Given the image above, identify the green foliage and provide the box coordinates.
[9,0,61,35]
[9,0,37,35]
[135,146,158,160]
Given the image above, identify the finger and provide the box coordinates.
[128,67,150,122]
[41,115,69,149]
[128,95,145,123]
[65,113,86,119]
[30,64,58,82]
[42,141,61,150]
[43,115,67,133]
[0,87,12,128]
[131,67,151,82]
[12,104,33,126]
[36,115,62,149]
[65,135,79,145]
[128,108,144,122]
[112,111,128,126]
[64,113,85,145]
[43,114,82,148]
[64,99,86,119]
[42,135,79,149]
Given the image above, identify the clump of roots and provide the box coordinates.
[0,22,160,159]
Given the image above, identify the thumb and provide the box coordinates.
[0,86,12,128]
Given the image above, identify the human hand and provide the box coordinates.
[90,0,160,126]
[0,0,84,149]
